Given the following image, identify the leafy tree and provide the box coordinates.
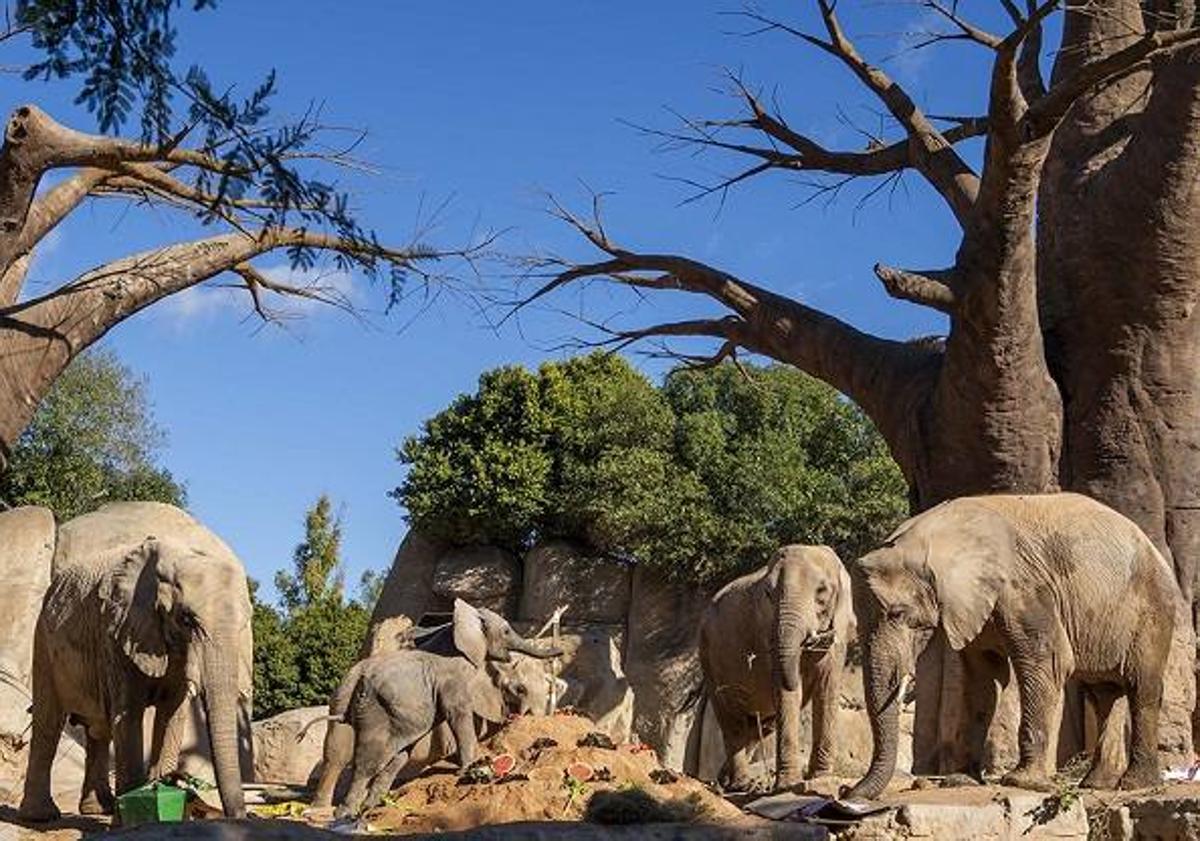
[0,348,185,519]
[396,353,906,584]
[0,0,479,471]
[251,495,371,717]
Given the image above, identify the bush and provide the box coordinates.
[395,354,907,585]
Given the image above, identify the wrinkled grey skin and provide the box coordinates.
[19,502,253,821]
[334,599,562,817]
[699,545,854,792]
[309,612,564,808]
[847,493,1181,800]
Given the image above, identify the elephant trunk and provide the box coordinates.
[199,636,246,818]
[845,634,901,800]
[507,636,563,660]
[773,566,813,789]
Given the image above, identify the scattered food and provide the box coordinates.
[649,768,679,785]
[491,753,517,777]
[566,761,595,783]
[577,731,617,749]
[356,712,742,834]
[457,756,495,785]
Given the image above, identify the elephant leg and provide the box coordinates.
[805,652,839,779]
[112,702,147,796]
[1079,684,1123,789]
[448,708,479,769]
[79,735,116,816]
[18,658,66,822]
[961,649,1003,781]
[1000,651,1065,792]
[1119,652,1167,790]
[363,749,409,810]
[711,696,762,791]
[147,687,189,781]
[312,721,355,808]
[336,730,403,820]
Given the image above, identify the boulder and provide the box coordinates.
[622,566,709,771]
[520,540,631,625]
[432,545,521,616]
[366,530,447,643]
[837,788,1088,840]
[251,706,328,786]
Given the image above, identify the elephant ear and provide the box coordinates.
[470,664,507,723]
[922,505,1010,651]
[105,538,174,678]
[453,598,487,669]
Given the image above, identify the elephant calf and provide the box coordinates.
[309,613,564,808]
[335,599,561,817]
[699,545,854,792]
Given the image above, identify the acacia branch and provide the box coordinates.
[5,226,474,353]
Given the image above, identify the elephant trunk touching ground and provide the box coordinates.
[773,558,817,787]
[199,631,246,818]
[849,624,904,800]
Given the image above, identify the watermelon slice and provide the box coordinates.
[565,761,594,783]
[491,753,517,777]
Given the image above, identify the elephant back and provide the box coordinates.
[55,501,238,575]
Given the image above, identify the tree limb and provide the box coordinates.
[873,264,958,313]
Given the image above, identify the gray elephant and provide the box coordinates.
[309,610,564,808]
[335,599,561,817]
[846,492,1181,800]
[699,545,854,792]
[19,502,253,820]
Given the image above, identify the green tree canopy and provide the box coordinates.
[395,354,907,585]
[251,494,373,718]
[0,348,185,520]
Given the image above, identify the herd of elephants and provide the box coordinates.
[9,486,1187,824]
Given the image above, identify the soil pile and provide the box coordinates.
[351,712,743,835]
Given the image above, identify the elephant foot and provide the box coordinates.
[1079,763,1121,790]
[1117,760,1161,791]
[18,797,62,823]
[78,790,115,816]
[775,771,805,793]
[1000,768,1055,793]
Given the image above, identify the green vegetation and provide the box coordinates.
[251,495,374,718]
[395,354,907,584]
[0,349,185,520]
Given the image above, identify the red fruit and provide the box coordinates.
[566,761,594,783]
[492,754,517,777]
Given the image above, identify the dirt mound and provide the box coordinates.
[351,712,744,835]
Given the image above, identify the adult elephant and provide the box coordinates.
[19,502,253,820]
[698,545,853,792]
[846,493,1182,800]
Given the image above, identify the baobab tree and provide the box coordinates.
[527,1,1200,771]
[0,1,479,467]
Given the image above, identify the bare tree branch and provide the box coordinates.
[735,3,981,226]
[873,263,958,313]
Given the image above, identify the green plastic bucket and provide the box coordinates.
[116,781,187,826]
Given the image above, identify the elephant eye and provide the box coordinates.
[887,606,907,622]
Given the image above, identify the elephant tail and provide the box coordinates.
[296,713,343,742]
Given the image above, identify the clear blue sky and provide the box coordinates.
[1,2,1010,600]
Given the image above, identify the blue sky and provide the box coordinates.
[2,2,1011,599]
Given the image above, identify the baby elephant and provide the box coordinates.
[336,599,561,817]
[309,614,564,808]
[699,545,854,792]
